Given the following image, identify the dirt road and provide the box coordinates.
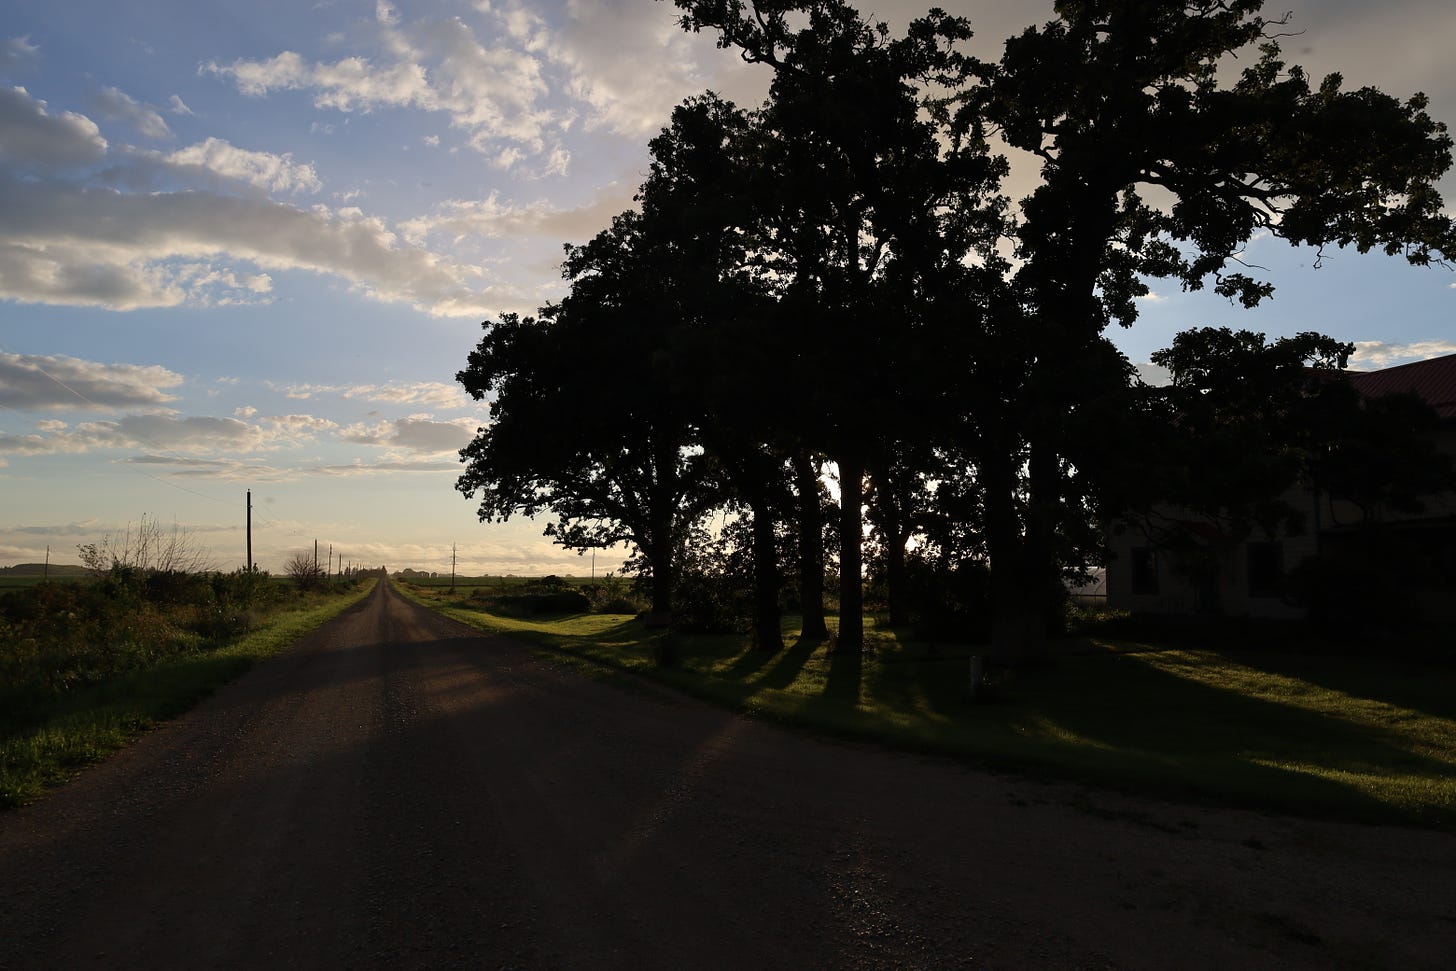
[2,580,1453,969]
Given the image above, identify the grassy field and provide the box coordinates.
[399,574,600,591]
[0,579,375,808]
[401,581,1456,828]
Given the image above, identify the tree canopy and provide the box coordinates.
[458,0,1456,654]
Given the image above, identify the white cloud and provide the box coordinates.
[121,454,294,481]
[1,410,342,459]
[340,415,480,453]
[0,36,40,73]
[235,405,258,418]
[91,85,171,139]
[1349,340,1456,370]
[167,94,194,116]
[200,1,743,170]
[343,381,470,408]
[0,85,107,170]
[270,380,470,408]
[0,171,495,315]
[0,352,182,409]
[0,432,61,456]
[398,185,633,247]
[0,87,504,315]
[166,137,322,194]
[310,458,461,476]
[1135,363,1172,387]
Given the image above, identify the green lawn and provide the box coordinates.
[403,582,1456,828]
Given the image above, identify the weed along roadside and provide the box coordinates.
[398,578,1456,829]
[0,574,377,809]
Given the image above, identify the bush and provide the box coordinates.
[587,573,642,615]
[906,557,992,643]
[672,571,747,634]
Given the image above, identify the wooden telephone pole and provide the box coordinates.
[246,491,254,572]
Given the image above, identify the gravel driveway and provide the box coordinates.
[2,579,1453,969]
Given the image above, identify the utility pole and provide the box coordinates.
[314,539,318,573]
[44,545,49,581]
[246,490,253,572]
[451,543,457,593]
[329,544,333,577]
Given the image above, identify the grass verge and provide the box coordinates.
[0,579,375,808]
[402,583,1456,828]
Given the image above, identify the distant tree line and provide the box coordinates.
[457,0,1456,657]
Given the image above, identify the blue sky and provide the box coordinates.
[1,0,1453,574]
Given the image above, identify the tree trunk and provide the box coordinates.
[871,468,912,628]
[647,447,676,619]
[885,527,910,628]
[749,491,784,652]
[648,537,674,619]
[836,453,864,653]
[794,451,829,640]
[1018,439,1063,651]
[981,448,1031,663]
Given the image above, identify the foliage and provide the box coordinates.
[0,577,372,808]
[285,551,327,591]
[0,563,361,769]
[453,0,1456,653]
[76,514,213,576]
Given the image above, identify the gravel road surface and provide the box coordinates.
[2,579,1454,969]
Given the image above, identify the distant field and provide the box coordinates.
[398,574,599,591]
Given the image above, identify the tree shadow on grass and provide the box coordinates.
[1005,652,1455,823]
[823,648,863,707]
[717,628,821,683]
[1214,649,1456,724]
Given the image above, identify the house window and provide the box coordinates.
[1247,542,1283,598]
[1131,547,1158,595]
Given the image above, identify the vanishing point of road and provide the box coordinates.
[2,580,1454,969]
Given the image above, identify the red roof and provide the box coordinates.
[1348,353,1456,419]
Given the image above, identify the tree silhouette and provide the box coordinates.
[968,0,1456,656]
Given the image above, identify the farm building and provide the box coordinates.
[1106,352,1456,621]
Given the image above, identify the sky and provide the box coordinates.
[1,0,1453,575]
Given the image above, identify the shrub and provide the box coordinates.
[672,571,747,634]
[906,557,992,643]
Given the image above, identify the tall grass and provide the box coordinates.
[0,573,373,807]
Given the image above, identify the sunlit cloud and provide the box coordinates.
[0,85,107,171]
[269,381,471,408]
[0,85,498,315]
[398,185,634,247]
[0,409,341,459]
[339,415,481,453]
[166,137,322,194]
[90,85,171,139]
[310,458,460,476]
[1349,340,1456,369]
[202,0,759,173]
[0,352,183,410]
